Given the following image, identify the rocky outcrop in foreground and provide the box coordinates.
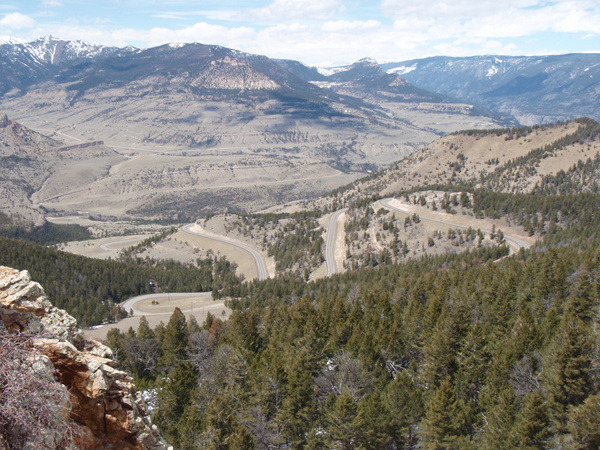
[0,266,169,449]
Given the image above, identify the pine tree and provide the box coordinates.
[455,323,490,402]
[200,395,242,449]
[421,307,462,388]
[161,307,189,370]
[186,314,202,335]
[422,379,470,448]
[567,393,600,448]
[277,351,316,447]
[546,314,593,423]
[155,361,198,444]
[203,311,216,330]
[384,371,423,447]
[137,315,155,340]
[324,390,363,449]
[480,388,518,449]
[565,271,596,322]
[175,404,203,449]
[512,390,551,448]
[227,425,255,449]
[357,390,396,448]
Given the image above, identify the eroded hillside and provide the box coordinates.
[341,118,600,200]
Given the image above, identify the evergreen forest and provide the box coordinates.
[104,186,600,447]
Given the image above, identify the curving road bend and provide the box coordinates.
[380,198,531,253]
[182,223,269,281]
[99,236,147,252]
[325,208,347,276]
[120,292,221,316]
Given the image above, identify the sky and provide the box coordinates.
[0,0,599,66]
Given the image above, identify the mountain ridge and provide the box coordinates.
[0,37,500,223]
[379,53,600,124]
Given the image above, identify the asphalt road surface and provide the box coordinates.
[325,208,347,276]
[182,223,269,280]
[120,292,219,316]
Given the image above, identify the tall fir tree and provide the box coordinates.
[161,307,189,370]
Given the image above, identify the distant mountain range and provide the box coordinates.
[273,53,600,125]
[0,36,442,119]
[0,36,597,139]
[0,36,136,95]
[380,54,600,125]
[0,36,496,165]
[270,51,600,126]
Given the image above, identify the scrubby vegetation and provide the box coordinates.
[267,218,324,277]
[98,119,600,448]
[119,227,179,258]
[0,331,73,448]
[4,119,600,448]
[481,118,600,191]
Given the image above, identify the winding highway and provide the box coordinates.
[182,223,269,280]
[120,292,220,316]
[98,236,147,252]
[325,208,347,276]
[379,198,531,252]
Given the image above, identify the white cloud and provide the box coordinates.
[42,0,63,7]
[0,34,24,43]
[381,0,539,20]
[136,22,258,49]
[381,0,600,40]
[0,13,36,29]
[243,0,345,22]
[1,1,597,66]
[322,20,381,32]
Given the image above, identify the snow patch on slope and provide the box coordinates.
[17,36,112,65]
[486,65,499,77]
[387,64,417,75]
[316,66,347,76]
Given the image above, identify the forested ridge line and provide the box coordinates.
[107,229,600,448]
[4,118,600,448]
[0,220,93,244]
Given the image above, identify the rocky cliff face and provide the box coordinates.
[0,266,169,449]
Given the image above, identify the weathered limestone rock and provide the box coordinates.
[0,266,170,449]
[0,266,76,338]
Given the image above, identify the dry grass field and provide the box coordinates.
[58,234,151,259]
[56,224,263,281]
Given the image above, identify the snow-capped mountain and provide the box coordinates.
[0,35,129,67]
[17,35,121,65]
[0,36,135,94]
[286,57,449,106]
